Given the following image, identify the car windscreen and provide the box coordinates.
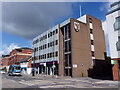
[14,66,21,70]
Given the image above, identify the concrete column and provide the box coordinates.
[38,67,40,74]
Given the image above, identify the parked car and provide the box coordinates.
[0,71,5,74]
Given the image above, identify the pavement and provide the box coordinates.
[1,73,119,88]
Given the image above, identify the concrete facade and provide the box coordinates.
[106,1,120,81]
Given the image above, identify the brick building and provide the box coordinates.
[17,56,32,74]
[32,14,106,77]
[8,47,32,65]
[1,55,10,71]
[1,47,32,72]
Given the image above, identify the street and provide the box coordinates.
[1,73,119,89]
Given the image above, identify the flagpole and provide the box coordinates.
[80,5,82,17]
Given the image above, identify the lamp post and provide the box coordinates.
[32,49,35,76]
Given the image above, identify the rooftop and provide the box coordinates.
[16,56,32,63]
[16,47,33,50]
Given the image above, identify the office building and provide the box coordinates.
[32,14,106,77]
[106,1,120,80]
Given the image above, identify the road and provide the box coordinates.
[1,73,119,89]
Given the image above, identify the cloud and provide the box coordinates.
[2,2,73,40]
[102,20,107,34]
[102,20,110,56]
[0,43,20,56]
[99,0,119,12]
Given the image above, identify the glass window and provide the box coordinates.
[91,40,94,45]
[65,41,68,52]
[48,33,50,38]
[64,24,70,40]
[92,52,94,57]
[64,41,71,52]
[50,53,52,58]
[56,40,58,45]
[52,52,54,57]
[56,29,58,34]
[114,16,120,31]
[90,29,93,34]
[53,41,54,46]
[118,60,120,70]
[50,42,52,47]
[53,30,55,35]
[116,36,120,51]
[47,53,49,58]
[64,53,71,67]
[48,43,49,48]
[89,18,92,23]
[65,54,68,66]
[55,51,58,57]
[50,32,52,37]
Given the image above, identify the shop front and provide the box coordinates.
[32,61,58,76]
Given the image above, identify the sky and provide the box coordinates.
[0,1,113,56]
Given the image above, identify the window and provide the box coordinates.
[52,52,54,57]
[53,30,55,35]
[50,42,52,47]
[37,47,38,51]
[39,55,41,59]
[47,53,49,58]
[89,18,92,23]
[45,44,47,48]
[91,40,94,45]
[45,54,46,59]
[90,29,93,34]
[45,35,47,39]
[56,29,58,34]
[92,51,95,56]
[52,41,54,46]
[50,53,52,58]
[48,43,49,48]
[56,40,58,45]
[50,32,52,37]
[118,60,120,73]
[55,51,58,57]
[64,41,71,52]
[42,45,44,49]
[64,24,70,40]
[116,36,120,51]
[41,46,42,50]
[48,33,50,38]
[114,16,120,31]
[65,41,67,52]
[39,47,41,50]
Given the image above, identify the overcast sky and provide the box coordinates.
[1,1,113,56]
[2,2,74,39]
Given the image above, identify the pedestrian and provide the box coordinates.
[32,68,35,76]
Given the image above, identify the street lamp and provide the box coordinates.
[32,49,35,76]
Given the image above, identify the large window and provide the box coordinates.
[64,41,71,52]
[64,53,71,67]
[114,16,120,31]
[64,24,70,40]
[116,36,120,51]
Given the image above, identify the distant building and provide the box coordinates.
[106,1,120,81]
[1,55,10,71]
[8,47,32,65]
[32,14,106,77]
[17,56,32,74]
